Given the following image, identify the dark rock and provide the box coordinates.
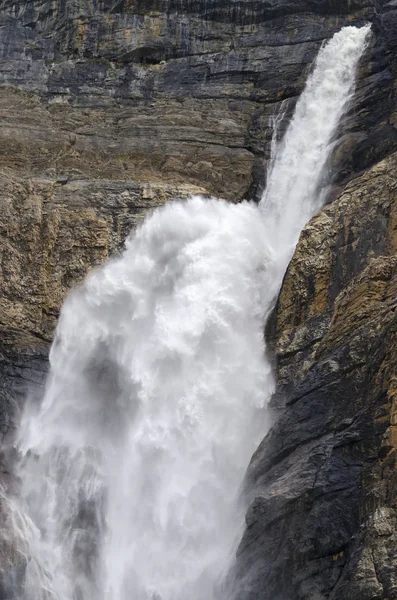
[233,153,397,600]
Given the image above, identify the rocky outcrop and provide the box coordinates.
[1,0,397,598]
[233,150,397,600]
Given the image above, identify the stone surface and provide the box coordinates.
[233,152,397,600]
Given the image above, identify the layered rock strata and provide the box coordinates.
[1,0,394,419]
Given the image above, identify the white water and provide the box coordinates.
[260,25,371,308]
[10,25,369,600]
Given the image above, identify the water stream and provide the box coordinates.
[9,24,369,600]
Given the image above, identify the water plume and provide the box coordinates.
[11,24,370,600]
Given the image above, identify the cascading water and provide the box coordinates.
[259,25,371,311]
[8,24,369,600]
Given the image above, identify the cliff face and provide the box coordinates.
[0,0,390,422]
[0,0,397,598]
[234,152,397,600]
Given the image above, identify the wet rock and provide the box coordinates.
[234,152,397,600]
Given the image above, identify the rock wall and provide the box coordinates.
[0,0,390,414]
[0,0,397,597]
[233,152,397,600]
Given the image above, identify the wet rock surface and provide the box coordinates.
[234,152,397,599]
[0,0,397,598]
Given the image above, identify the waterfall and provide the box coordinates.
[9,25,369,600]
[261,25,370,236]
[258,25,371,311]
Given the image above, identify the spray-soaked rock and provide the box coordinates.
[235,152,397,600]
